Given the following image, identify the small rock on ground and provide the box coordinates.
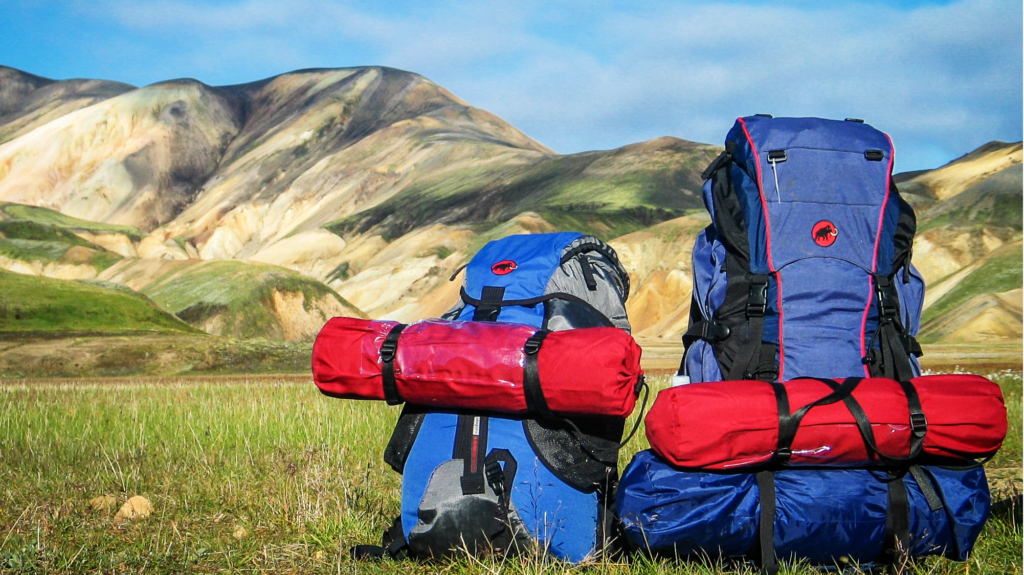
[89,495,117,511]
[115,496,153,521]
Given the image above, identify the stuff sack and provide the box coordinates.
[312,317,642,418]
[380,232,635,563]
[682,115,925,383]
[645,375,1007,469]
[617,450,990,567]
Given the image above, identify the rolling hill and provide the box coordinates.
[0,64,1018,346]
[0,268,196,336]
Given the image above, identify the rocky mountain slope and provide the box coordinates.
[897,142,1022,342]
[0,65,718,338]
[0,65,1018,344]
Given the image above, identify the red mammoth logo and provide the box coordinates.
[491,260,518,275]
[812,221,838,247]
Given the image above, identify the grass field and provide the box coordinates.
[0,373,1020,574]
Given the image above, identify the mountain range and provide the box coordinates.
[0,65,1020,346]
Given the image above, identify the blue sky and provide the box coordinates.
[2,0,1021,172]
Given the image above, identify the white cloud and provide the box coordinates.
[79,0,1022,171]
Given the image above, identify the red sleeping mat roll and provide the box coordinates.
[312,317,643,418]
[646,375,1007,469]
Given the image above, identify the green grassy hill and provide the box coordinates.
[0,202,138,273]
[0,269,197,336]
[141,260,365,340]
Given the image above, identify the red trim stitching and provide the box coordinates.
[736,117,783,379]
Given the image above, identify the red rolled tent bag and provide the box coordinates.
[645,375,1007,469]
[312,317,643,418]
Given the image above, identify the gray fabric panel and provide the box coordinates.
[410,459,532,557]
[546,237,631,333]
[410,459,497,556]
[440,302,465,320]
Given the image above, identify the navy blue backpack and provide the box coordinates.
[681,115,924,383]
[376,232,635,562]
[617,117,990,570]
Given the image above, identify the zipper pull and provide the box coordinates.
[767,150,787,202]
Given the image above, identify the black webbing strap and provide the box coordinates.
[351,515,409,560]
[725,274,770,381]
[483,449,519,554]
[748,343,779,382]
[522,330,555,420]
[812,378,928,465]
[909,465,944,512]
[454,415,489,495]
[485,449,517,525]
[682,320,732,347]
[473,286,506,322]
[756,471,779,574]
[897,380,928,460]
[769,383,792,462]
[701,150,733,181]
[913,466,962,558]
[773,377,928,465]
[577,254,598,291]
[775,377,862,462]
[865,275,917,381]
[884,470,911,564]
[380,323,407,405]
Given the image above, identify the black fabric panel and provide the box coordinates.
[522,415,624,493]
[712,163,751,265]
[890,182,917,276]
[542,299,614,330]
[384,404,427,473]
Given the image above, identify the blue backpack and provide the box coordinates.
[617,117,990,570]
[681,115,925,384]
[375,232,635,562]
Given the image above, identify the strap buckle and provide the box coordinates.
[485,460,504,493]
[700,321,731,342]
[379,340,398,362]
[524,331,547,355]
[910,411,928,438]
[775,446,792,462]
[875,277,899,320]
[746,279,769,318]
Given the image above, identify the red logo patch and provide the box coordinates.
[812,220,838,247]
[491,260,518,275]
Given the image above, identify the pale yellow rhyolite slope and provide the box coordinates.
[0,80,241,230]
[900,141,1022,201]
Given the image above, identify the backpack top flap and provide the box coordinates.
[725,115,905,277]
[455,232,631,332]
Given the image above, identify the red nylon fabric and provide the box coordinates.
[311,317,643,417]
[645,375,1006,469]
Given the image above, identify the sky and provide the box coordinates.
[1,0,1021,172]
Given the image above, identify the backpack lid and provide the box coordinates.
[456,232,631,330]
